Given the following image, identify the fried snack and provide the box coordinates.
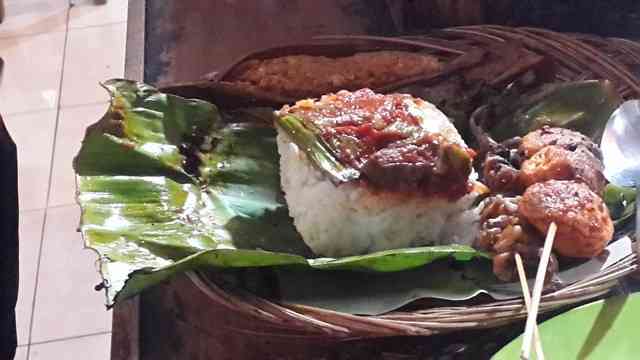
[520,145,606,194]
[475,195,558,282]
[519,180,613,258]
[483,154,525,194]
[519,126,602,159]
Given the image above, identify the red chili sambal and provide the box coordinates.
[279,89,476,199]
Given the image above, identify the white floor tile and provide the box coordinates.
[16,210,45,345]
[69,0,128,29]
[31,205,112,343]
[49,103,109,207]
[0,0,68,38]
[0,32,66,114]
[3,110,56,211]
[60,22,126,107]
[30,333,111,360]
[13,345,28,360]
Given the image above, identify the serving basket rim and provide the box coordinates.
[187,238,637,339]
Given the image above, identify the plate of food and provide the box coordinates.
[74,27,638,339]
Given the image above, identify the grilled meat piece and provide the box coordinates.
[520,145,606,194]
[519,126,602,160]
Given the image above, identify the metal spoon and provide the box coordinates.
[602,100,640,187]
[601,99,640,241]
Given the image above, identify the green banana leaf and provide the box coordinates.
[275,114,360,184]
[75,79,487,306]
[74,80,220,182]
[489,80,621,142]
[216,235,634,315]
[493,293,640,359]
[604,184,637,226]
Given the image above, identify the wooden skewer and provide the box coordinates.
[515,253,545,360]
[521,222,557,360]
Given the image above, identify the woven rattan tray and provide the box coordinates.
[162,25,640,340]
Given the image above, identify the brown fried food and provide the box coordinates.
[483,155,525,194]
[520,145,606,194]
[519,180,613,258]
[228,51,442,99]
[475,195,558,282]
[519,126,602,160]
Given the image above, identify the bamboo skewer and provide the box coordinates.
[515,253,545,360]
[521,222,557,360]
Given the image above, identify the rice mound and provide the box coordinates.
[277,130,480,257]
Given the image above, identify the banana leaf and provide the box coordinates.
[75,79,488,306]
[275,114,360,184]
[205,235,634,315]
[494,293,640,359]
[74,80,220,182]
[604,184,637,226]
[488,80,622,142]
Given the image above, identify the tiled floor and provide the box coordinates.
[2,0,129,358]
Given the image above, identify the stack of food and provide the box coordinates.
[276,89,480,257]
[474,125,612,281]
[270,84,615,285]
[208,39,621,284]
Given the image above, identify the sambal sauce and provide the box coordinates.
[280,89,475,199]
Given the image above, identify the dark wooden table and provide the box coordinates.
[113,1,640,359]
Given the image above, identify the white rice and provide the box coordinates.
[277,130,480,257]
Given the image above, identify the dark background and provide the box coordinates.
[144,0,640,85]
[402,0,640,37]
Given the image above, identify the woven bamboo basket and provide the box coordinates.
[161,25,640,341]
